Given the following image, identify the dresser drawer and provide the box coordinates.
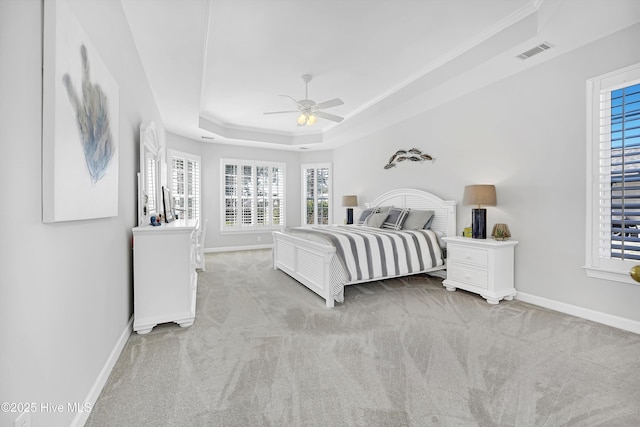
[448,245,488,267]
[448,263,488,289]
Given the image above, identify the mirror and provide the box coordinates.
[162,186,176,223]
[138,122,160,226]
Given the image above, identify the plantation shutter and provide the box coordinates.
[256,166,268,225]
[224,164,238,226]
[241,165,253,225]
[272,166,284,226]
[600,82,640,260]
[302,163,331,225]
[304,167,315,225]
[169,151,200,222]
[316,167,330,225]
[187,158,200,221]
[222,159,285,229]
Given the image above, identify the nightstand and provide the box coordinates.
[442,236,518,304]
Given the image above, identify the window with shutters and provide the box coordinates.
[302,163,331,225]
[168,149,200,222]
[222,159,285,231]
[586,63,640,284]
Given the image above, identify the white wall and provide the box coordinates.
[0,1,164,426]
[332,23,640,325]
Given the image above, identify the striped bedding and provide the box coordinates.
[288,225,444,284]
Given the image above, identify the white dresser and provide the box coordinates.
[132,219,198,334]
[442,236,518,304]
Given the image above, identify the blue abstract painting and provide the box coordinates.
[42,0,119,222]
[62,44,115,184]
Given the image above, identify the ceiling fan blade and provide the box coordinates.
[315,98,344,109]
[315,111,344,123]
[263,110,299,115]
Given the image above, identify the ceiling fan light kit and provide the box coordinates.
[264,74,344,126]
[297,112,317,126]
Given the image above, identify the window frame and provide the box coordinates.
[167,149,201,223]
[301,163,332,226]
[585,63,640,285]
[220,158,286,233]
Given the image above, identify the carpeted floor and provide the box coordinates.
[86,249,640,426]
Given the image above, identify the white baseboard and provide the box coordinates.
[70,316,133,427]
[205,244,273,253]
[516,292,640,335]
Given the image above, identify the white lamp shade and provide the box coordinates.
[342,195,358,207]
[463,185,497,207]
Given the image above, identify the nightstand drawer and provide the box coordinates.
[448,245,488,267]
[448,263,488,289]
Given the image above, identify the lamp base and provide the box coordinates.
[471,208,487,239]
[346,208,354,225]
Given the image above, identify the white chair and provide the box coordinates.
[195,218,208,271]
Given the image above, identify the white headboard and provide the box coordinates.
[368,188,457,237]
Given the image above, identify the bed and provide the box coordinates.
[272,188,457,307]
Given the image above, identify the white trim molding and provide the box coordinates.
[516,292,640,335]
[70,316,133,427]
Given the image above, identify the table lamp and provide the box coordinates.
[342,195,358,225]
[463,185,496,239]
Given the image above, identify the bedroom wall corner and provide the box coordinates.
[195,141,303,251]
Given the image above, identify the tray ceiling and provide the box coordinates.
[122,0,640,150]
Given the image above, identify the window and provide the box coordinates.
[168,150,200,222]
[222,159,285,231]
[302,163,331,225]
[586,63,640,284]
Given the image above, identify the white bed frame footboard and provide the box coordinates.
[273,188,457,307]
[272,232,340,307]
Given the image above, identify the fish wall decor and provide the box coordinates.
[384,148,433,169]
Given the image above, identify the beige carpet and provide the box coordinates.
[86,249,640,426]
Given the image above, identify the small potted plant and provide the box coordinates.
[491,223,511,241]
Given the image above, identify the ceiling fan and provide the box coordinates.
[264,75,344,126]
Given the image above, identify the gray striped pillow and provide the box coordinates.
[382,208,409,230]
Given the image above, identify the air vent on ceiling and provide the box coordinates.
[517,42,553,60]
[201,135,215,141]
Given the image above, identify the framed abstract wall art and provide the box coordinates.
[42,0,119,222]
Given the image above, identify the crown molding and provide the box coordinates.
[198,114,324,146]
